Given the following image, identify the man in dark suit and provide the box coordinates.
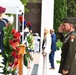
[49,29,57,69]
[58,17,76,75]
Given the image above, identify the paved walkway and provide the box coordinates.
[26,50,62,75]
[26,52,40,75]
[37,50,61,75]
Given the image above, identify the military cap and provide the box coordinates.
[0,6,6,13]
[63,17,76,24]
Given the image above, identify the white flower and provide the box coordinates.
[7,66,12,71]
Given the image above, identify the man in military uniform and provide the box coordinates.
[0,6,8,65]
[58,17,76,75]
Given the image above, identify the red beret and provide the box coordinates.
[0,6,6,13]
[27,22,32,26]
[19,16,23,22]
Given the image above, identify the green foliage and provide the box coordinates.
[25,8,29,13]
[54,0,67,32]
[20,0,36,13]
[67,0,76,17]
[56,39,63,50]
[56,60,61,64]
[26,48,33,61]
[26,33,34,50]
[3,25,14,74]
[3,25,14,45]
[24,48,33,67]
[24,33,34,67]
[20,0,29,6]
[20,0,29,13]
[34,0,36,2]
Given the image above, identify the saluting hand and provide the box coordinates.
[58,24,65,33]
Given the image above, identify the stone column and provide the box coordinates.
[40,0,54,51]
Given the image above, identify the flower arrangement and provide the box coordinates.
[24,33,34,67]
[26,33,34,60]
[26,33,34,51]
[3,24,21,74]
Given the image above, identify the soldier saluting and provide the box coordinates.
[58,17,76,75]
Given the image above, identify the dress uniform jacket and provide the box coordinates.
[0,18,8,59]
[58,31,76,75]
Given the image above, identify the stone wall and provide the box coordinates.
[25,3,41,35]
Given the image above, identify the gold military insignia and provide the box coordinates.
[70,36,75,42]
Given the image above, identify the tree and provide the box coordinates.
[67,0,76,17]
[20,0,36,13]
[20,0,29,13]
[54,0,67,32]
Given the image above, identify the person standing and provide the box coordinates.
[49,29,57,69]
[34,33,40,52]
[42,27,51,75]
[58,17,76,75]
[23,22,34,68]
[0,6,8,65]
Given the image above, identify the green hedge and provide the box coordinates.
[56,39,63,50]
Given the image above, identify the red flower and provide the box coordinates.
[16,54,21,58]
[3,24,22,73]
[13,39,20,43]
[9,40,20,50]
[13,61,18,69]
[12,42,19,50]
[16,47,20,52]
[12,51,17,58]
[14,61,18,65]
[9,40,14,45]
[13,32,21,39]
[13,58,18,68]
[12,29,16,35]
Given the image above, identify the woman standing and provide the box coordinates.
[42,27,51,75]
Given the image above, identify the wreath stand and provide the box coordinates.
[18,44,26,75]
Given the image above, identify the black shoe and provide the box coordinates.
[49,68,55,70]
